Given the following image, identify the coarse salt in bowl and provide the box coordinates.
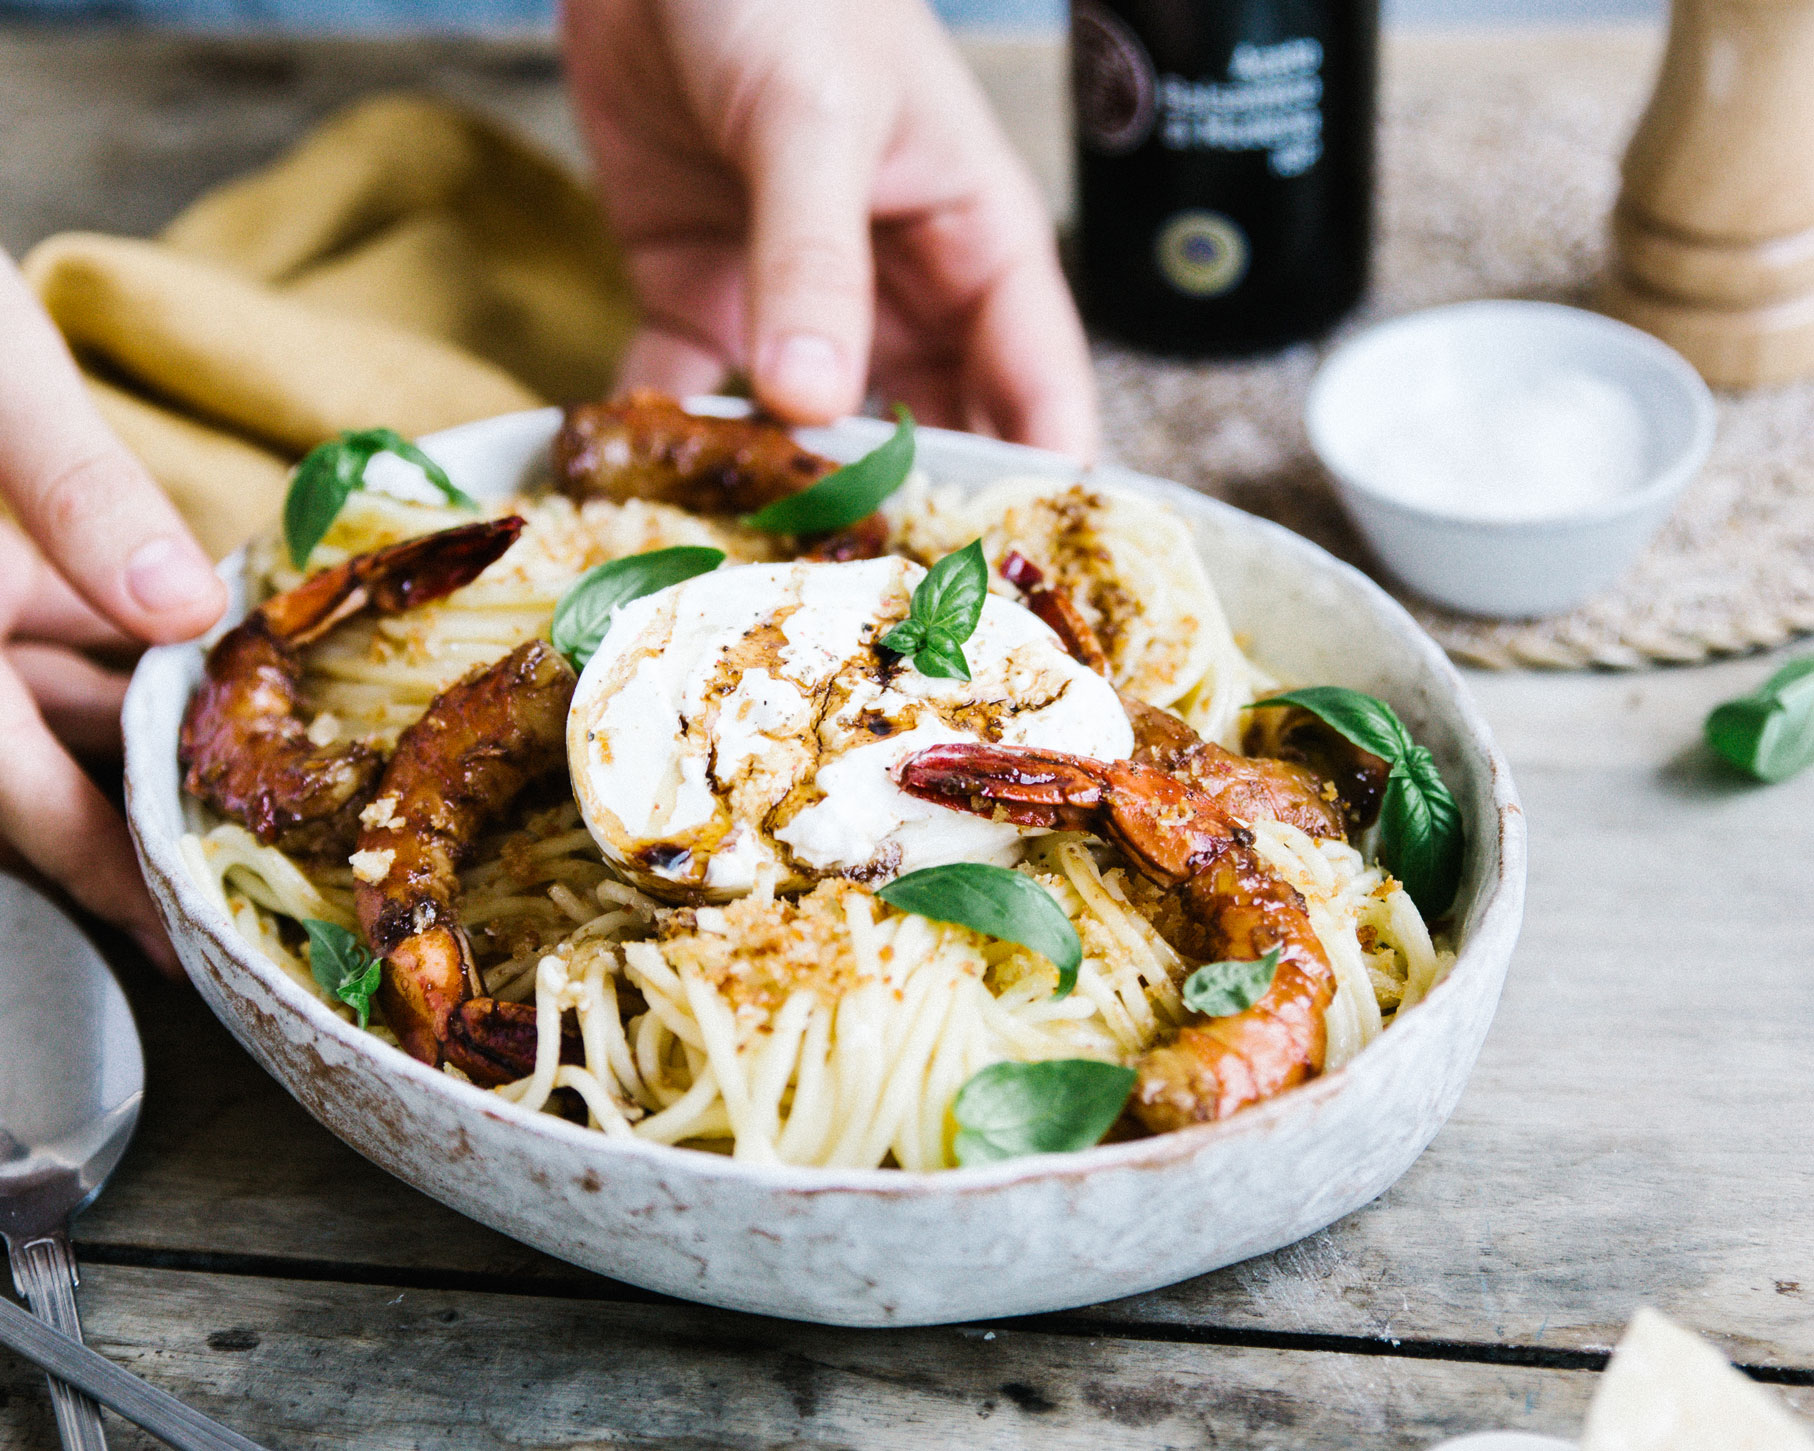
[1306,299,1717,618]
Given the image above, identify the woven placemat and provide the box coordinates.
[1094,31,1814,670]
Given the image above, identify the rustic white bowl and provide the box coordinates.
[1307,300,1716,619]
[123,407,1525,1328]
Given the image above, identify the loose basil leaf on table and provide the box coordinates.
[881,539,988,682]
[1704,656,1814,783]
[301,919,383,1029]
[551,546,726,671]
[877,860,1083,997]
[951,1059,1137,1166]
[744,404,916,536]
[284,427,478,568]
[1181,946,1281,1018]
[1253,686,1463,918]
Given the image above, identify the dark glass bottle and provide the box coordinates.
[1071,0,1378,356]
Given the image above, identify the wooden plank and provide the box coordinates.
[73,653,1814,1368]
[0,29,1073,258]
[1,1265,1611,1450]
[0,32,583,258]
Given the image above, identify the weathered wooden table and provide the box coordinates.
[3,24,1812,1450]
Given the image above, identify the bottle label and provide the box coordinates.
[1153,211,1250,298]
[1072,0,1157,156]
[1158,39,1325,177]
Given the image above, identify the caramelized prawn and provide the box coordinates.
[555,389,888,560]
[1244,704,1391,834]
[998,550,1345,840]
[1122,695,1346,842]
[353,639,577,1086]
[179,518,525,857]
[896,742,1337,1131]
[555,389,834,516]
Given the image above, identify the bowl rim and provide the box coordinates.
[1305,297,1718,536]
[125,408,1526,1198]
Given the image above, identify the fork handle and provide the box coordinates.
[9,1230,110,1451]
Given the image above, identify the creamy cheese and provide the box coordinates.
[567,556,1133,900]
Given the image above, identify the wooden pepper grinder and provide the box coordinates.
[1604,0,1814,387]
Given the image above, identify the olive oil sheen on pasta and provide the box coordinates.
[1072,0,1378,355]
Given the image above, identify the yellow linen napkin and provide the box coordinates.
[21,94,637,558]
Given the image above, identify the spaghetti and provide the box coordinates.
[183,469,1451,1169]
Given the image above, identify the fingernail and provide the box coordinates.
[761,333,850,419]
[125,535,216,616]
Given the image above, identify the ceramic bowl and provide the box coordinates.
[1306,299,1717,618]
[123,407,1525,1328]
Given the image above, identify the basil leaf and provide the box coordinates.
[1705,656,1814,783]
[882,618,927,656]
[284,427,477,567]
[880,540,987,682]
[952,1059,1137,1165]
[1252,685,1412,762]
[878,861,1083,997]
[301,919,383,1029]
[745,404,915,535]
[1181,946,1281,1018]
[909,634,972,682]
[551,546,725,671]
[1380,747,1465,917]
[1254,685,1463,919]
[911,539,988,641]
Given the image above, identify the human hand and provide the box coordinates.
[0,253,227,973]
[563,0,1098,458]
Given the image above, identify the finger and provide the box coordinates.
[865,305,968,431]
[739,61,884,423]
[0,521,136,652]
[616,326,735,402]
[0,654,176,973]
[877,186,1097,460]
[961,244,1099,460]
[0,254,225,646]
[7,644,130,759]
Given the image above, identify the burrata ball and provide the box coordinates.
[566,556,1132,900]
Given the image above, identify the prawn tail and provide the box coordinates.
[374,923,475,1069]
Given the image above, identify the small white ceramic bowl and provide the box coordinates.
[1306,299,1717,618]
[123,408,1525,1327]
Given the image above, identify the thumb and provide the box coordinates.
[740,73,881,424]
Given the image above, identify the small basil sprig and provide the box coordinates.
[551,547,725,671]
[1253,686,1464,918]
[877,861,1083,997]
[301,919,382,1028]
[284,428,477,568]
[744,405,915,536]
[951,1059,1137,1165]
[1182,946,1281,1018]
[1705,656,1814,783]
[881,540,988,681]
